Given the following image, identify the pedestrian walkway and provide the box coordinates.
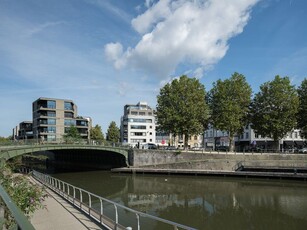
[30,179,102,230]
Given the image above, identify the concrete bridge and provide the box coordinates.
[0,144,131,167]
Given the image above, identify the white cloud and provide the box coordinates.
[105,42,123,61]
[105,0,259,79]
[24,21,66,38]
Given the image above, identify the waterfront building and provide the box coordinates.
[155,130,170,147]
[12,121,34,141]
[204,124,306,151]
[32,97,91,142]
[167,134,203,149]
[120,102,156,147]
[236,125,305,151]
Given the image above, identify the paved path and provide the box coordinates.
[30,180,102,230]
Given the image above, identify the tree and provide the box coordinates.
[297,78,307,138]
[250,75,299,150]
[0,136,10,144]
[64,125,81,142]
[208,72,252,152]
[156,75,209,148]
[106,121,120,143]
[90,124,105,143]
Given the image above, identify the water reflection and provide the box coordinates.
[53,171,307,230]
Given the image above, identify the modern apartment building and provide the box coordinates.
[120,102,156,147]
[12,121,33,141]
[32,97,91,142]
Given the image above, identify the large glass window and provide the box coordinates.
[47,126,56,133]
[64,102,73,110]
[131,132,146,136]
[131,139,146,143]
[47,111,56,117]
[47,119,56,125]
[47,100,56,109]
[64,112,74,118]
[76,120,88,126]
[128,118,152,123]
[130,125,146,129]
[64,119,76,126]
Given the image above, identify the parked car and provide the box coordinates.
[191,147,201,151]
[166,146,177,150]
[143,143,157,149]
[215,146,229,152]
[298,147,307,153]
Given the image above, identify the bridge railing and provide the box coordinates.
[0,138,129,148]
[32,170,196,230]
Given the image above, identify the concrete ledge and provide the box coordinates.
[111,167,307,181]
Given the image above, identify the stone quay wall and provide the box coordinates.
[128,149,307,171]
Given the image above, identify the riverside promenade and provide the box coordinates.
[30,179,102,230]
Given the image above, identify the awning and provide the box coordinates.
[294,141,304,146]
[255,141,266,146]
[283,141,294,146]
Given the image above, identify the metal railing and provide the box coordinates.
[0,139,128,148]
[0,185,35,230]
[32,170,196,230]
[232,161,244,171]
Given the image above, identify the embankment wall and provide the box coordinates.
[129,150,307,170]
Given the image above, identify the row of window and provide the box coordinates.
[40,100,74,111]
[130,111,153,116]
[38,119,56,125]
[130,139,153,143]
[130,125,153,129]
[124,118,153,123]
[38,126,56,133]
[130,132,153,136]
[38,119,87,127]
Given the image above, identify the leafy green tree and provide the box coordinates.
[90,124,105,143]
[106,121,120,143]
[0,136,11,144]
[297,78,307,138]
[63,125,81,142]
[156,75,209,148]
[208,72,252,151]
[250,75,299,150]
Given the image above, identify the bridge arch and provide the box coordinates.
[0,145,130,168]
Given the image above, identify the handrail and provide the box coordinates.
[0,184,35,230]
[32,170,196,230]
[232,161,244,171]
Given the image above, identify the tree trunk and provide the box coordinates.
[273,140,280,152]
[229,134,234,152]
[184,133,189,149]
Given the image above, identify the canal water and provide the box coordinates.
[52,171,307,230]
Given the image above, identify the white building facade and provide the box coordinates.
[204,124,306,151]
[120,102,156,147]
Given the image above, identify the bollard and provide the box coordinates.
[126,227,132,230]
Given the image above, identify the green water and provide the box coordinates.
[53,171,307,230]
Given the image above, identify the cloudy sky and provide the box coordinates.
[1,0,307,137]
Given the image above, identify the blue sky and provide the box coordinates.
[1,0,307,137]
